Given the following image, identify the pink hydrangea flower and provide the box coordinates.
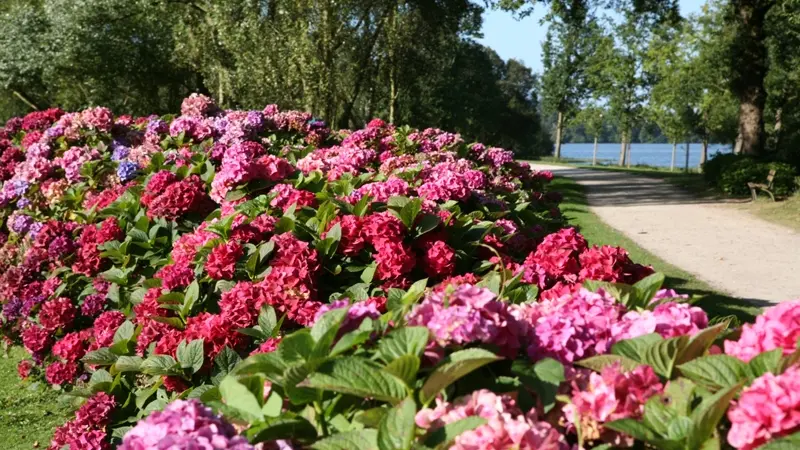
[416,390,569,450]
[725,300,800,362]
[563,364,663,445]
[727,366,800,449]
[120,399,253,450]
[612,302,708,341]
[406,284,523,357]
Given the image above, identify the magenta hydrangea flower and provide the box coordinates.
[727,366,800,450]
[611,302,708,341]
[313,298,381,335]
[405,284,523,357]
[120,399,254,450]
[521,288,625,364]
[563,364,663,446]
[725,300,800,362]
[416,389,569,450]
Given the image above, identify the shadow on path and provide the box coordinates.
[553,168,724,207]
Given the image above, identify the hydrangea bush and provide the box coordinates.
[0,96,798,449]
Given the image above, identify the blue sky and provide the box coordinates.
[478,0,707,73]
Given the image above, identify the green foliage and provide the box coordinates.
[703,154,798,196]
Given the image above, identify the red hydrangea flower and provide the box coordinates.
[52,330,91,362]
[420,239,456,278]
[143,172,214,220]
[251,336,282,355]
[374,241,415,281]
[219,281,265,329]
[206,241,243,280]
[93,311,127,347]
[39,297,77,332]
[157,263,195,290]
[326,215,365,256]
[22,324,53,353]
[45,361,79,386]
[17,360,33,379]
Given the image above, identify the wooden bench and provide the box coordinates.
[748,169,776,202]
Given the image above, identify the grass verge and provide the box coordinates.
[0,347,72,449]
[552,176,763,323]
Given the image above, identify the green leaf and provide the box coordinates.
[303,357,409,404]
[249,416,317,443]
[577,354,642,372]
[677,321,729,364]
[399,198,422,229]
[420,348,502,404]
[113,321,135,344]
[632,272,665,306]
[82,348,118,365]
[642,395,677,436]
[377,327,430,363]
[113,355,144,373]
[212,346,243,385]
[642,336,689,378]
[219,376,264,422]
[422,416,487,448]
[140,355,180,376]
[605,418,659,442]
[758,432,800,449]
[612,333,663,362]
[258,305,278,337]
[361,263,376,284]
[415,214,441,236]
[378,397,416,450]
[262,391,283,417]
[687,381,744,448]
[677,355,748,391]
[310,307,348,361]
[310,429,378,450]
[278,330,315,363]
[747,348,783,379]
[401,279,428,306]
[177,339,205,373]
[331,322,374,357]
[384,355,420,387]
[182,280,200,317]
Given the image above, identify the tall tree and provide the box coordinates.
[539,0,598,159]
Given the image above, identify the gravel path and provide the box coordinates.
[530,164,800,303]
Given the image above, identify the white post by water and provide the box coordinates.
[592,136,598,166]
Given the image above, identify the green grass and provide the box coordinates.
[552,176,763,323]
[0,347,72,449]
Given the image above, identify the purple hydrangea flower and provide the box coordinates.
[111,139,131,161]
[246,111,264,130]
[44,125,65,139]
[81,294,107,317]
[28,221,44,239]
[9,213,34,234]
[48,235,76,259]
[120,399,254,450]
[117,160,140,182]
[15,198,30,209]
[2,298,23,321]
[21,294,45,317]
[146,118,168,135]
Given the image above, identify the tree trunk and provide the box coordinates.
[554,111,564,159]
[618,131,626,166]
[730,0,772,155]
[387,4,398,124]
[671,142,677,171]
[626,140,632,168]
[701,137,709,167]
[773,107,783,149]
[684,141,691,172]
[734,131,743,154]
[592,135,598,166]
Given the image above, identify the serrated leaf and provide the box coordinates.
[378,397,416,450]
[384,355,420,386]
[212,346,243,385]
[82,348,118,365]
[258,305,278,338]
[415,214,441,237]
[422,416,487,448]
[643,336,689,378]
[420,349,501,404]
[687,381,744,448]
[677,321,729,364]
[759,432,800,449]
[177,339,205,373]
[612,333,663,362]
[278,330,315,363]
[632,272,665,306]
[310,429,378,450]
[642,394,677,436]
[747,348,782,379]
[304,357,409,404]
[182,280,199,317]
[114,355,143,373]
[140,355,179,376]
[220,375,264,422]
[249,416,317,443]
[677,355,748,391]
[377,327,430,363]
[113,321,135,344]
[577,354,643,372]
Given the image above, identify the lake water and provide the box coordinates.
[560,143,733,169]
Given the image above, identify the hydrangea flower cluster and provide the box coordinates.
[120,400,254,450]
[724,300,800,362]
[416,389,570,450]
[727,366,800,450]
